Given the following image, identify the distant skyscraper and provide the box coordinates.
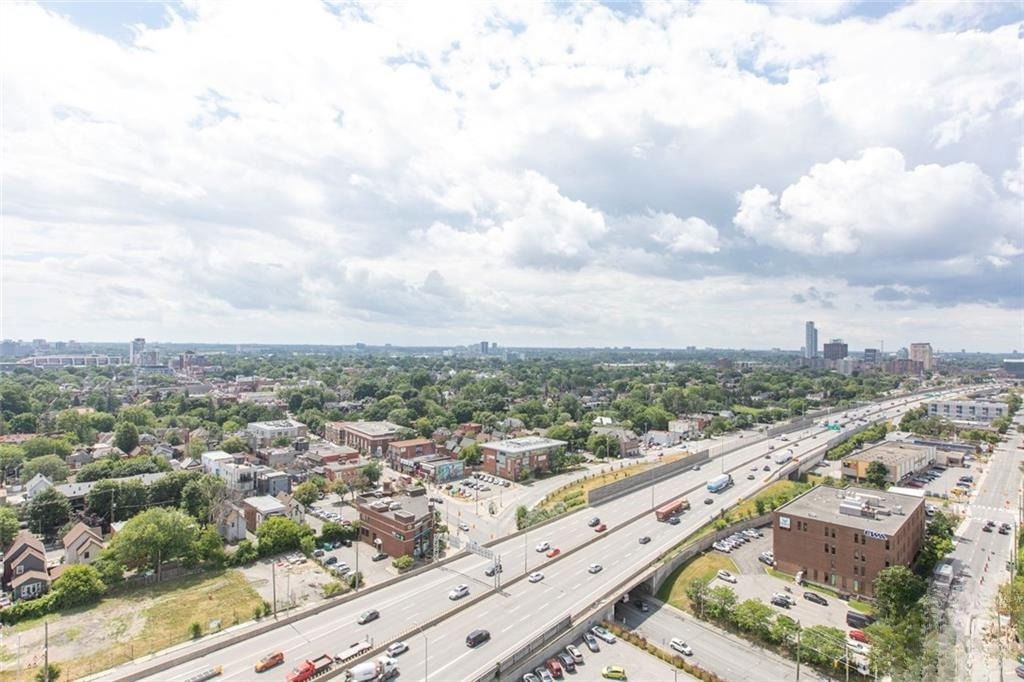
[909,342,933,370]
[863,348,880,364]
[804,322,818,359]
[823,339,848,360]
[480,341,489,355]
[130,337,146,364]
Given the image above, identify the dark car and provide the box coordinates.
[1015,664,1024,680]
[465,629,490,647]
[747,474,755,480]
[763,465,770,471]
[804,591,828,606]
[588,517,601,527]
[484,563,503,577]
[704,498,713,505]
[770,595,791,608]
[638,536,651,544]
[633,599,649,612]
[324,556,338,566]
[557,652,576,672]
[983,524,994,533]
[668,516,680,525]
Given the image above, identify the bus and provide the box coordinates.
[707,474,733,493]
[655,497,690,521]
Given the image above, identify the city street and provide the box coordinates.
[946,417,1022,682]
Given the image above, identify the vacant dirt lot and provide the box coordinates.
[0,569,263,682]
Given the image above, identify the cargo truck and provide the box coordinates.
[287,654,334,682]
[707,474,733,493]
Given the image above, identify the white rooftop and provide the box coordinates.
[341,421,401,437]
[486,436,568,454]
[243,495,287,513]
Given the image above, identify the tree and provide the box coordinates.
[706,585,738,621]
[34,663,61,682]
[256,516,308,556]
[180,475,227,523]
[866,461,889,488]
[873,566,926,620]
[219,435,247,453]
[22,455,68,483]
[0,444,24,483]
[88,412,116,432]
[801,625,846,665]
[56,409,94,444]
[0,507,20,547]
[117,406,157,428]
[272,435,292,448]
[457,442,481,466]
[10,413,38,433]
[192,527,226,567]
[733,599,774,638]
[361,461,382,486]
[27,487,71,537]
[392,555,414,571]
[22,437,72,459]
[685,576,711,613]
[51,564,105,608]
[114,422,139,453]
[293,481,320,507]
[104,507,200,571]
[770,614,800,645]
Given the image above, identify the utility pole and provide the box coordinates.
[424,635,429,682]
[43,620,49,682]
[795,622,801,682]
[272,560,278,618]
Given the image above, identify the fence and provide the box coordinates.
[587,450,709,505]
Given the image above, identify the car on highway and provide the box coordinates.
[546,547,562,558]
[565,644,584,663]
[465,629,490,648]
[1001,523,1012,535]
[589,563,603,574]
[529,571,545,583]
[704,497,713,505]
[583,632,600,652]
[588,517,601,527]
[747,474,755,480]
[633,599,649,612]
[357,609,379,624]
[458,521,470,531]
[386,642,408,657]
[254,651,284,673]
[601,665,626,680]
[592,625,617,643]
[595,523,608,532]
[983,522,994,532]
[536,541,551,552]
[484,563,503,577]
[449,584,470,600]
[770,594,791,608]
[638,536,651,544]
[667,515,681,525]
[669,638,693,655]
[763,464,771,471]
[716,570,737,583]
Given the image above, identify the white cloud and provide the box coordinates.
[1,0,1020,350]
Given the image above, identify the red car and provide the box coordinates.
[595,523,607,532]
[546,548,561,558]
[849,629,870,643]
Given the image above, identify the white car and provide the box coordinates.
[458,521,470,531]
[386,641,408,656]
[588,563,603,574]
[449,584,470,600]
[772,592,796,606]
[535,541,550,553]
[565,644,584,663]
[669,638,693,655]
[847,641,869,654]
[591,625,616,643]
[528,571,545,583]
[716,570,737,583]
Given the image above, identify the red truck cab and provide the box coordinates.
[286,655,333,682]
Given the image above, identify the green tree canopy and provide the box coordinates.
[51,564,106,608]
[0,507,20,547]
[873,566,926,620]
[256,516,310,556]
[114,422,139,453]
[26,487,71,537]
[866,460,889,488]
[292,481,320,507]
[22,455,69,483]
[104,507,201,572]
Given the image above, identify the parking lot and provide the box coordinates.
[520,627,684,682]
[708,528,854,634]
[904,460,976,499]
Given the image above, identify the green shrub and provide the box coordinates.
[392,555,415,571]
[189,622,202,639]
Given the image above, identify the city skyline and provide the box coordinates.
[3,1,1021,352]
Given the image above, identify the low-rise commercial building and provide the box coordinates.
[245,419,308,449]
[480,436,567,480]
[841,442,935,485]
[772,486,925,598]
[357,491,434,559]
[325,420,401,456]
[386,438,436,467]
[241,495,287,532]
[926,399,1008,423]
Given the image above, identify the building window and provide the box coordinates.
[15,565,24,575]
[831,545,836,555]
[885,560,890,567]
[824,543,829,554]
[853,579,860,593]
[885,540,890,550]
[825,526,830,536]
[853,550,859,561]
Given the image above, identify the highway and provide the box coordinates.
[97,389,954,682]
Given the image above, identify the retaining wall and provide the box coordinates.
[587,450,709,506]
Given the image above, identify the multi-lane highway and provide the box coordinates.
[96,389,955,682]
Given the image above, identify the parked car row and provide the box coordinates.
[520,628,619,682]
[473,472,512,487]
[713,527,762,553]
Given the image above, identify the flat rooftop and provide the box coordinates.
[776,485,923,535]
[248,419,304,430]
[358,494,432,522]
[484,436,568,454]
[243,495,287,513]
[338,420,401,437]
[843,441,932,466]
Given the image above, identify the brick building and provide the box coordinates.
[325,420,401,456]
[841,442,935,485]
[385,438,436,467]
[772,486,925,598]
[356,491,434,559]
[480,436,567,480]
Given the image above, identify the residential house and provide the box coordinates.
[67,449,94,470]
[4,531,50,601]
[255,467,291,497]
[62,522,105,565]
[241,496,287,533]
[213,501,247,543]
[592,427,640,457]
[24,474,53,500]
[275,492,306,524]
[644,430,685,447]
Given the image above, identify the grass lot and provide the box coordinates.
[2,569,263,682]
[656,552,739,613]
[536,452,690,513]
[766,568,873,614]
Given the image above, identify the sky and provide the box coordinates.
[1,0,1022,352]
